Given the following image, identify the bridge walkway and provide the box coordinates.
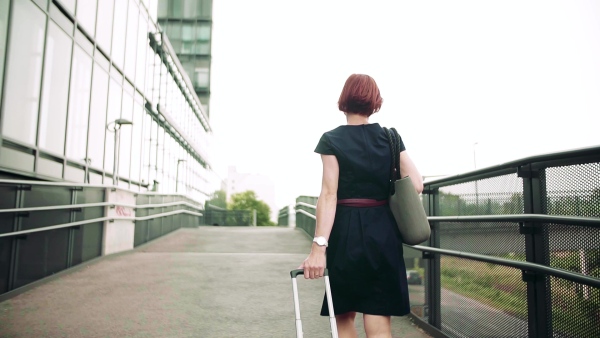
[0,226,431,338]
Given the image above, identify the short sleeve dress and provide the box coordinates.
[314,123,410,317]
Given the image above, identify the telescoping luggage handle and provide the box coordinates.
[290,269,338,338]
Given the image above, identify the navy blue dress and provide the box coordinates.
[314,123,410,317]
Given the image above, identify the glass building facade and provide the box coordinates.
[157,0,212,116]
[0,0,218,204]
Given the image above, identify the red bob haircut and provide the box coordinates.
[338,74,383,116]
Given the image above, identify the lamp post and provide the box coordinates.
[473,142,479,169]
[473,142,479,209]
[176,159,186,193]
[107,119,133,186]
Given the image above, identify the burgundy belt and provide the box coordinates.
[337,198,388,207]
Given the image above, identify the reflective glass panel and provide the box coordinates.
[66,46,93,163]
[141,112,151,185]
[76,0,97,36]
[111,0,128,68]
[87,63,109,170]
[118,91,133,179]
[182,0,196,19]
[124,0,139,81]
[96,0,114,54]
[171,0,182,18]
[60,0,76,14]
[196,24,210,41]
[104,78,122,172]
[157,0,167,17]
[1,1,46,145]
[39,22,73,155]
[130,101,143,182]
[135,12,148,90]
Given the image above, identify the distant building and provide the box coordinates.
[157,0,213,116]
[226,166,278,223]
[0,0,218,204]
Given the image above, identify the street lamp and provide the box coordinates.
[473,142,479,169]
[107,119,133,186]
[176,159,186,193]
[473,142,479,208]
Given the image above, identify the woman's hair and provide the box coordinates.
[338,74,383,116]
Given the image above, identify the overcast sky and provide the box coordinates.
[208,0,600,208]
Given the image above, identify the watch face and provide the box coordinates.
[316,237,326,245]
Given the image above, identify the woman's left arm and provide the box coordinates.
[299,154,339,279]
[399,151,424,193]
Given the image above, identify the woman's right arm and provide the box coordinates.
[399,151,424,193]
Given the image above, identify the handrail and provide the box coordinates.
[296,209,316,219]
[295,203,600,288]
[0,179,201,204]
[0,201,203,214]
[423,144,600,187]
[296,202,316,209]
[410,245,600,288]
[0,209,203,238]
[428,214,600,227]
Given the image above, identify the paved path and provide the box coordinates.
[0,227,432,338]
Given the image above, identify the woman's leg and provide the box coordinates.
[335,311,357,338]
[363,314,392,338]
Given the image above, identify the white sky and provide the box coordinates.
[208,0,600,209]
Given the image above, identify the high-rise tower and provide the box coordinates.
[157,0,213,116]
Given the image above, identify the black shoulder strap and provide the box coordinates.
[383,127,400,194]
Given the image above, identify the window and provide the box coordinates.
[135,12,148,90]
[38,22,73,155]
[124,0,139,81]
[104,77,123,173]
[66,46,93,163]
[60,0,76,14]
[111,0,128,68]
[195,68,209,88]
[87,63,109,170]
[130,100,144,182]
[0,0,10,98]
[96,0,114,54]
[118,91,133,180]
[181,23,194,54]
[182,0,196,19]
[76,0,97,36]
[1,1,46,146]
[141,112,152,185]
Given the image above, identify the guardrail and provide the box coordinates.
[291,144,600,338]
[0,180,203,300]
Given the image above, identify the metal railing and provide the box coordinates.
[292,145,600,338]
[277,206,289,226]
[0,179,203,298]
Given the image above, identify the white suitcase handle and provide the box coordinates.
[290,269,338,338]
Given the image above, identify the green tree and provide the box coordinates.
[228,190,275,226]
[206,190,227,209]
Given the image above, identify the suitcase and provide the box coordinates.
[290,269,339,338]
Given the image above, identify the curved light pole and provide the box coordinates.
[107,119,133,186]
[473,142,479,208]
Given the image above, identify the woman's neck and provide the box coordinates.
[345,113,369,125]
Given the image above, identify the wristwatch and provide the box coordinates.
[313,236,328,247]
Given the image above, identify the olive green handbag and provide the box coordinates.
[383,127,431,245]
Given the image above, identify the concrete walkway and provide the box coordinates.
[0,227,432,338]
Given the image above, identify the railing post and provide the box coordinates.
[7,186,27,291]
[67,187,79,268]
[519,164,551,338]
[424,187,442,330]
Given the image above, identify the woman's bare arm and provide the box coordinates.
[399,151,424,193]
[299,154,339,279]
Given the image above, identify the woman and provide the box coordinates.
[299,74,423,338]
